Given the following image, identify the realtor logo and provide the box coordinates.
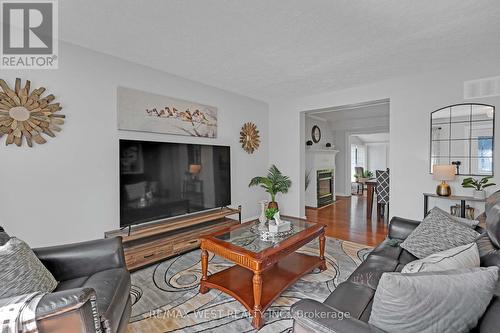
[1,0,58,69]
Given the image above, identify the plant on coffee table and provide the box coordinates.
[265,207,279,222]
[249,165,292,210]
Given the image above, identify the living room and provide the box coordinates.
[1,1,500,333]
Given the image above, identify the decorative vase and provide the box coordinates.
[258,200,268,223]
[474,190,486,200]
[268,201,279,210]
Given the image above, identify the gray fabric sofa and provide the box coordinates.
[0,229,131,333]
[291,196,500,333]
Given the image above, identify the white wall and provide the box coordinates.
[367,143,389,172]
[269,61,500,219]
[304,115,334,148]
[0,42,269,247]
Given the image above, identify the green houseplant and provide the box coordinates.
[461,176,496,199]
[354,170,374,182]
[265,207,279,222]
[249,165,292,210]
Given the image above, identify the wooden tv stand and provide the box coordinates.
[105,206,241,271]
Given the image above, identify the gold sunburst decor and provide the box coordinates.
[0,78,64,147]
[239,122,260,154]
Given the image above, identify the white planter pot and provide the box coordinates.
[473,190,486,199]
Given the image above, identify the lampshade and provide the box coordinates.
[188,164,202,174]
[433,165,456,181]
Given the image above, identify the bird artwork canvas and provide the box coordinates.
[117,86,217,138]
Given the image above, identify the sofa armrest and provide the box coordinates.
[33,237,126,281]
[291,299,384,333]
[388,216,420,240]
[36,288,101,333]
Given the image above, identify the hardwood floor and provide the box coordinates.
[306,195,388,247]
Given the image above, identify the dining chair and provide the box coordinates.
[352,166,364,195]
[376,169,390,221]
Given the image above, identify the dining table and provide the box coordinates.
[365,179,377,218]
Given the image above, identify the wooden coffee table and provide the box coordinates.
[199,217,326,329]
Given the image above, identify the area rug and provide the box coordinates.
[126,237,372,333]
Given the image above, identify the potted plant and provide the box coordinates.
[265,207,279,223]
[461,176,496,199]
[249,165,292,210]
[355,170,374,182]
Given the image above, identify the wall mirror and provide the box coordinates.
[430,103,495,176]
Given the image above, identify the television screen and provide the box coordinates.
[119,140,231,227]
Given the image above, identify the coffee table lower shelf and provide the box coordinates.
[200,252,324,328]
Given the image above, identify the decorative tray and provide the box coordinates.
[250,221,295,242]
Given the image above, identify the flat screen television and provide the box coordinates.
[119,140,231,228]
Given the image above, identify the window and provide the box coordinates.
[478,136,493,174]
[351,144,366,181]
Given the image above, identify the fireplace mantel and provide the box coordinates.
[306,148,340,154]
[305,148,339,208]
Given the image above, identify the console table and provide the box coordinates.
[423,193,486,218]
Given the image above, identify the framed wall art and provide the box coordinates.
[117,86,217,138]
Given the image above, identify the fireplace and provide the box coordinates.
[317,169,334,207]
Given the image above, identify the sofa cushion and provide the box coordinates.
[323,282,375,320]
[349,255,399,290]
[83,267,130,333]
[400,207,480,258]
[401,243,479,273]
[485,190,500,248]
[479,295,500,333]
[432,207,479,228]
[369,267,498,333]
[369,239,418,266]
[370,239,403,260]
[55,276,89,291]
[476,232,498,257]
[0,237,58,298]
[397,249,418,265]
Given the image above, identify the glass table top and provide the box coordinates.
[214,218,316,253]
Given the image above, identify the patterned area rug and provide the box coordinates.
[126,237,372,333]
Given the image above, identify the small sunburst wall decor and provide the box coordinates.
[239,122,260,154]
[0,78,64,147]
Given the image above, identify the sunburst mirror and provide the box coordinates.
[239,122,260,154]
[0,78,64,147]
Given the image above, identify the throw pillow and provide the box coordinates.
[0,237,57,298]
[401,243,479,273]
[485,191,500,248]
[475,232,498,257]
[427,207,479,228]
[400,207,480,258]
[369,267,499,333]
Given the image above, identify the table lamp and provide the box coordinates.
[188,164,202,179]
[433,164,456,196]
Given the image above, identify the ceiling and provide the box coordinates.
[354,133,390,143]
[60,1,500,101]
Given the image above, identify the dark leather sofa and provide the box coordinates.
[0,229,131,333]
[291,211,500,332]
